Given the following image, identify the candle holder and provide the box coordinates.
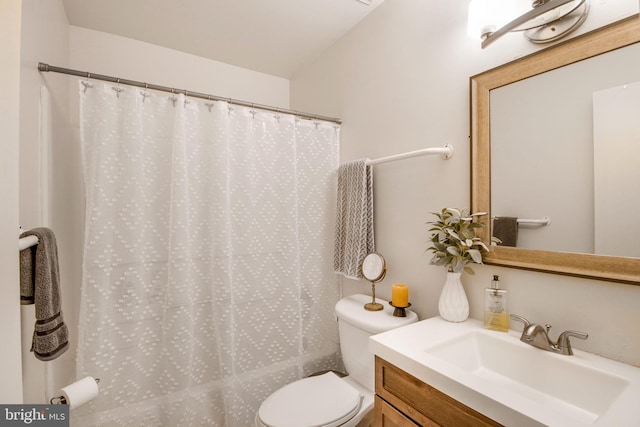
[389,301,411,317]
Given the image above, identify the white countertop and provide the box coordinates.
[370,316,640,427]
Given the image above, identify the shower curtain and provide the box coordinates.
[75,81,341,426]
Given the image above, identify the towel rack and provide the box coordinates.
[19,236,39,250]
[517,217,551,226]
[19,227,39,250]
[365,145,454,166]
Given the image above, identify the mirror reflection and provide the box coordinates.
[593,79,640,258]
[490,42,640,257]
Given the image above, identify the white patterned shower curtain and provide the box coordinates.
[75,81,341,426]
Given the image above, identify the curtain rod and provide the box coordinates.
[37,62,342,125]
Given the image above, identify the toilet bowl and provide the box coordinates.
[255,294,418,427]
[255,372,370,427]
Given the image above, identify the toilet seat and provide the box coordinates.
[257,372,362,427]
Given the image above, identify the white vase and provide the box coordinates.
[438,271,469,322]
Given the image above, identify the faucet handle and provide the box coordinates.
[510,314,531,328]
[556,330,589,355]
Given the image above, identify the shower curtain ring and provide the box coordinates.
[205,95,215,112]
[82,72,94,93]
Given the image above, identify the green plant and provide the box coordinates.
[426,208,492,275]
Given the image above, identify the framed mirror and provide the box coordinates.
[471,15,640,285]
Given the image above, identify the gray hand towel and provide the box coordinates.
[20,243,35,305]
[493,217,518,247]
[19,227,69,361]
[334,159,375,279]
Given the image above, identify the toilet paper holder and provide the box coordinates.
[50,378,100,405]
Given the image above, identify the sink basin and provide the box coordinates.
[370,317,640,427]
[427,330,627,424]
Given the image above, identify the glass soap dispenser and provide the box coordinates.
[484,275,509,332]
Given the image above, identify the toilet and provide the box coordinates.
[255,294,418,427]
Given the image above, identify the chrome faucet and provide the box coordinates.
[510,314,588,355]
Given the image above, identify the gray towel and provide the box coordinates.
[334,159,375,279]
[20,242,35,305]
[19,227,69,361]
[493,217,518,247]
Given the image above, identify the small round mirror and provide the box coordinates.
[361,253,386,311]
[362,253,386,283]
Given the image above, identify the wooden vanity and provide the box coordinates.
[374,357,502,427]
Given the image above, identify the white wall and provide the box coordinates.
[68,26,290,114]
[291,0,640,367]
[19,0,72,403]
[0,0,25,403]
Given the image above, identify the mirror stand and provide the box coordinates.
[361,253,387,311]
[365,282,384,311]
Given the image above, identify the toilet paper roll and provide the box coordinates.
[58,376,99,410]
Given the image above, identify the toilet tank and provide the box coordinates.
[335,294,418,392]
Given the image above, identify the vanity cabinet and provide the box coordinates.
[374,357,502,427]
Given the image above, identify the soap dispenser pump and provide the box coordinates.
[484,275,509,332]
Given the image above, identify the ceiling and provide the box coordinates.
[61,0,385,78]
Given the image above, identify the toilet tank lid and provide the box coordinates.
[335,294,418,334]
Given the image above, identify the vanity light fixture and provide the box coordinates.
[468,0,590,48]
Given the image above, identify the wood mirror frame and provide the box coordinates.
[471,15,640,285]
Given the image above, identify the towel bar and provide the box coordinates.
[492,217,551,226]
[365,145,454,166]
[517,217,551,226]
[19,235,39,250]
